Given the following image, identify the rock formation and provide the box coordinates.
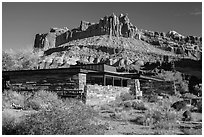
[33,13,202,70]
[34,13,140,50]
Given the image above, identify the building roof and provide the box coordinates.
[3,63,164,81]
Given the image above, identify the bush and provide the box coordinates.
[145,108,179,130]
[148,95,158,103]
[2,49,39,71]
[123,101,132,108]
[2,90,105,135]
[144,98,181,130]
[132,101,147,110]
[171,100,187,111]
[24,90,61,110]
[21,101,103,135]
[129,116,146,125]
[119,92,135,101]
[2,113,25,135]
[2,90,25,110]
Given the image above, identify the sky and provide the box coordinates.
[2,2,202,50]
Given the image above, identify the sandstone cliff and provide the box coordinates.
[33,13,202,70]
[34,13,140,50]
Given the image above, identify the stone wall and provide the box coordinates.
[86,84,130,105]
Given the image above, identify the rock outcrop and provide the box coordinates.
[34,13,140,50]
[140,29,202,60]
[34,27,69,50]
[34,13,202,69]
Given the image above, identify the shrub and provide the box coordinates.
[2,49,39,71]
[24,90,61,110]
[129,116,146,125]
[26,99,104,135]
[144,98,181,130]
[119,92,135,101]
[2,90,25,110]
[132,101,147,110]
[123,101,132,108]
[148,95,158,103]
[171,100,187,111]
[2,113,25,135]
[2,90,105,135]
[145,108,179,130]
[180,126,202,135]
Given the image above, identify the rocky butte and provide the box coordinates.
[34,13,141,51]
[33,13,202,69]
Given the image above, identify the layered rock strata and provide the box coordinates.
[34,13,140,50]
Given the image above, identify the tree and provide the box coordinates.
[2,48,40,71]
[2,51,15,71]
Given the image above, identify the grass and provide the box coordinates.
[2,90,106,135]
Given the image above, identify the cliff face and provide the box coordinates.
[33,13,202,70]
[140,30,202,60]
[34,13,140,50]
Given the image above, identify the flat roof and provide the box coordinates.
[3,63,164,81]
[3,67,88,76]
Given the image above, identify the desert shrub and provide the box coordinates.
[2,113,25,135]
[129,116,146,125]
[108,98,124,108]
[180,126,202,135]
[145,108,179,130]
[171,100,187,111]
[123,101,132,108]
[2,90,25,110]
[148,95,158,103]
[132,101,147,110]
[144,98,181,130]
[24,90,61,110]
[119,92,135,101]
[153,120,179,131]
[2,93,105,135]
[23,99,104,135]
[99,104,115,113]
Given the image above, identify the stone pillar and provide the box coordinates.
[78,73,86,90]
[127,79,142,99]
[73,73,87,103]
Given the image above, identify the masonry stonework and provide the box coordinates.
[86,85,130,105]
[127,79,142,99]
